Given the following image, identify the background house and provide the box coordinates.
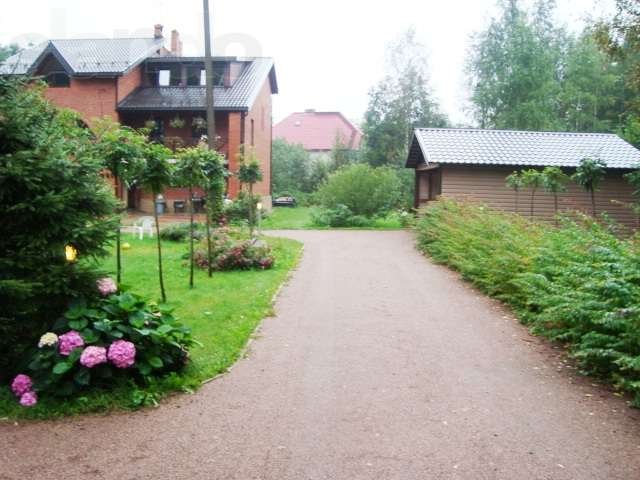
[0,24,278,212]
[273,109,362,161]
[406,128,640,228]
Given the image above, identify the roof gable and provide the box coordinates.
[407,128,640,170]
[273,111,362,151]
[1,37,164,76]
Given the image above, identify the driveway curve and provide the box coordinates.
[2,230,640,479]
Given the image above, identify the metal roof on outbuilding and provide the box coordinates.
[406,128,640,170]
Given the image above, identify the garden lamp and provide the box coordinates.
[65,244,78,262]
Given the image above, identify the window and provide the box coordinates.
[158,70,171,86]
[45,72,70,87]
[250,119,255,146]
[192,65,226,87]
[187,66,202,86]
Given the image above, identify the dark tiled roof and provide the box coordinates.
[0,38,164,75]
[407,128,640,169]
[117,57,276,111]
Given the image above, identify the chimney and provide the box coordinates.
[154,24,164,39]
[171,29,183,56]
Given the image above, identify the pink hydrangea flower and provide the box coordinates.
[11,374,33,397]
[19,391,37,407]
[107,340,136,368]
[96,277,117,297]
[58,330,85,356]
[79,346,107,368]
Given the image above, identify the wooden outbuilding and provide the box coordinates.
[406,128,640,228]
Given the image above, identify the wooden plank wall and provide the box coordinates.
[438,165,639,229]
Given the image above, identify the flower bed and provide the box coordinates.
[192,228,275,271]
[9,278,196,407]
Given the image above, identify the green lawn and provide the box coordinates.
[0,234,302,419]
[261,207,315,229]
[261,206,405,230]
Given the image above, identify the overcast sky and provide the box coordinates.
[0,0,616,125]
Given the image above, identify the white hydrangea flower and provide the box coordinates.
[38,332,59,348]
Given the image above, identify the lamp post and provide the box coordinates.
[256,201,263,236]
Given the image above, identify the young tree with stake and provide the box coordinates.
[201,149,226,277]
[573,157,606,216]
[521,169,544,219]
[139,142,173,301]
[93,119,146,284]
[175,147,208,288]
[505,171,524,214]
[541,166,569,225]
[237,146,263,237]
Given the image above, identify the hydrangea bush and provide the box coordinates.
[10,278,197,406]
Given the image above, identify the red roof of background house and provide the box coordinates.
[273,110,362,151]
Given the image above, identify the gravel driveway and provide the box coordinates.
[2,230,640,479]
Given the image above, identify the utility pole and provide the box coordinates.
[203,0,216,150]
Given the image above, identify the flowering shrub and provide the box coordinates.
[80,346,107,368]
[107,340,136,368]
[58,330,85,356]
[10,374,37,407]
[96,277,117,296]
[192,229,274,271]
[9,281,196,406]
[11,374,32,396]
[37,333,58,348]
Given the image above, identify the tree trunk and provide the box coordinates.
[591,189,597,216]
[114,172,122,284]
[248,183,255,237]
[189,186,194,289]
[206,194,213,278]
[154,205,167,302]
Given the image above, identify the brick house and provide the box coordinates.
[406,128,640,229]
[0,25,278,212]
[273,110,361,161]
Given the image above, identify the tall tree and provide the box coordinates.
[560,33,623,133]
[362,28,448,168]
[594,0,640,145]
[0,43,19,63]
[138,143,173,302]
[271,139,313,195]
[466,0,566,130]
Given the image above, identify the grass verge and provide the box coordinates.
[0,234,302,420]
[261,206,404,230]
